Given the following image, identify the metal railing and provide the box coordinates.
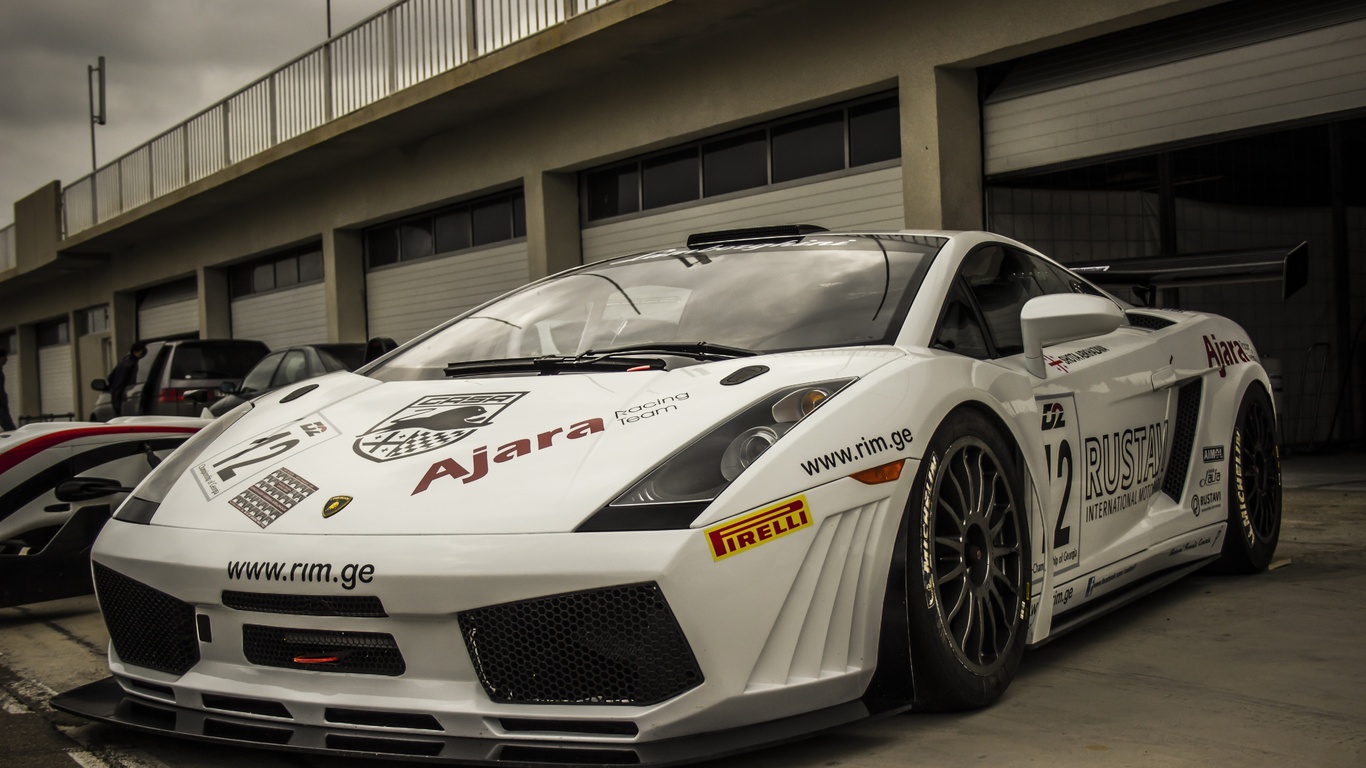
[0,224,15,272]
[60,0,614,238]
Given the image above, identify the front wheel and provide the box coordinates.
[905,408,1030,711]
[1214,384,1282,573]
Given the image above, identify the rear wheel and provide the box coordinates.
[906,409,1029,711]
[1215,384,1281,572]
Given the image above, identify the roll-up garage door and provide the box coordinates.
[38,343,73,419]
[367,242,529,344]
[582,165,904,263]
[231,282,327,350]
[138,278,199,341]
[984,13,1366,176]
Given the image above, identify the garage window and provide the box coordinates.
[582,91,900,222]
[364,188,526,269]
[231,245,324,298]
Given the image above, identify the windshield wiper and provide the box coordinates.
[583,342,757,360]
[444,355,667,378]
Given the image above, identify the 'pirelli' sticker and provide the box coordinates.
[705,496,811,561]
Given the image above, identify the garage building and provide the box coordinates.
[0,0,1362,446]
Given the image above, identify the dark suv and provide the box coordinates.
[91,339,270,421]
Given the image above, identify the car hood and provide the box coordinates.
[147,349,905,535]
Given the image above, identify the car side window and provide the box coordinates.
[932,280,992,360]
[960,245,1071,356]
[272,350,309,388]
[134,342,166,385]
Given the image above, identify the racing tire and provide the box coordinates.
[905,408,1030,711]
[1213,384,1281,573]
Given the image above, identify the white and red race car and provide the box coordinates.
[55,229,1292,764]
[0,417,204,608]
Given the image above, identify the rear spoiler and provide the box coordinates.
[1069,242,1308,307]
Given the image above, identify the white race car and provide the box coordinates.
[0,417,204,608]
[55,229,1292,765]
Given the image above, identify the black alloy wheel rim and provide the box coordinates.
[1238,396,1280,541]
[929,437,1023,674]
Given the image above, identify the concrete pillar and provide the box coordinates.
[324,228,367,343]
[14,182,61,274]
[899,66,984,231]
[199,266,232,338]
[111,291,138,356]
[525,171,581,280]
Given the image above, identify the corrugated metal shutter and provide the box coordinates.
[231,282,327,350]
[581,165,904,264]
[38,345,74,418]
[367,242,529,344]
[138,279,199,340]
[984,17,1366,175]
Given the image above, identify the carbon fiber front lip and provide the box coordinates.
[52,677,881,767]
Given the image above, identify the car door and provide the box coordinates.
[945,243,1174,590]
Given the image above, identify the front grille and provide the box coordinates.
[93,563,200,676]
[1162,379,1203,500]
[458,582,702,706]
[222,591,387,617]
[242,625,405,676]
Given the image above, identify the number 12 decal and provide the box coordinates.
[193,415,337,500]
[1037,395,1081,575]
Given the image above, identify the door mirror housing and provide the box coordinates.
[1021,294,1126,378]
[55,476,133,502]
[90,378,109,392]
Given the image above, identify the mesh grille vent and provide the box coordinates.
[222,591,387,617]
[458,582,702,706]
[1162,379,1203,500]
[94,562,200,676]
[1127,312,1176,330]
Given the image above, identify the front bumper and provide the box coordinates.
[56,475,914,763]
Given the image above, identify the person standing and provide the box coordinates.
[106,342,147,417]
[0,349,16,432]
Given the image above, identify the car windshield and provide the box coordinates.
[370,235,944,381]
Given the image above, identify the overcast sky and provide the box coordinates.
[0,0,395,228]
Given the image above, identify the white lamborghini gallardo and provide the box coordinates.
[55,228,1293,765]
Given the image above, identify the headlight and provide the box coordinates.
[577,379,854,532]
[113,403,254,524]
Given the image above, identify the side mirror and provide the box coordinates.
[55,476,133,502]
[184,389,209,403]
[219,381,237,394]
[91,378,109,392]
[1021,294,1126,378]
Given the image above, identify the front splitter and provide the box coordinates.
[53,677,885,767]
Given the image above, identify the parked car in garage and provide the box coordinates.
[202,343,367,416]
[90,339,270,421]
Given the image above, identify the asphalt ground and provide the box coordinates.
[2,456,1363,768]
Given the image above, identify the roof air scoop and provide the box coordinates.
[685,224,828,249]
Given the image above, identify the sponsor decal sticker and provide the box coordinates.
[412,417,605,494]
[1203,445,1225,463]
[705,496,811,561]
[355,392,526,462]
[1041,401,1067,431]
[616,392,689,425]
[1191,490,1223,517]
[322,495,353,518]
[1045,345,1108,374]
[1199,468,1222,488]
[800,428,913,477]
[229,468,318,528]
[1202,334,1252,378]
[194,415,337,500]
[1083,420,1169,522]
[1085,563,1137,598]
[1169,534,1215,557]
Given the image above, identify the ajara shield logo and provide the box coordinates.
[353,392,526,462]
